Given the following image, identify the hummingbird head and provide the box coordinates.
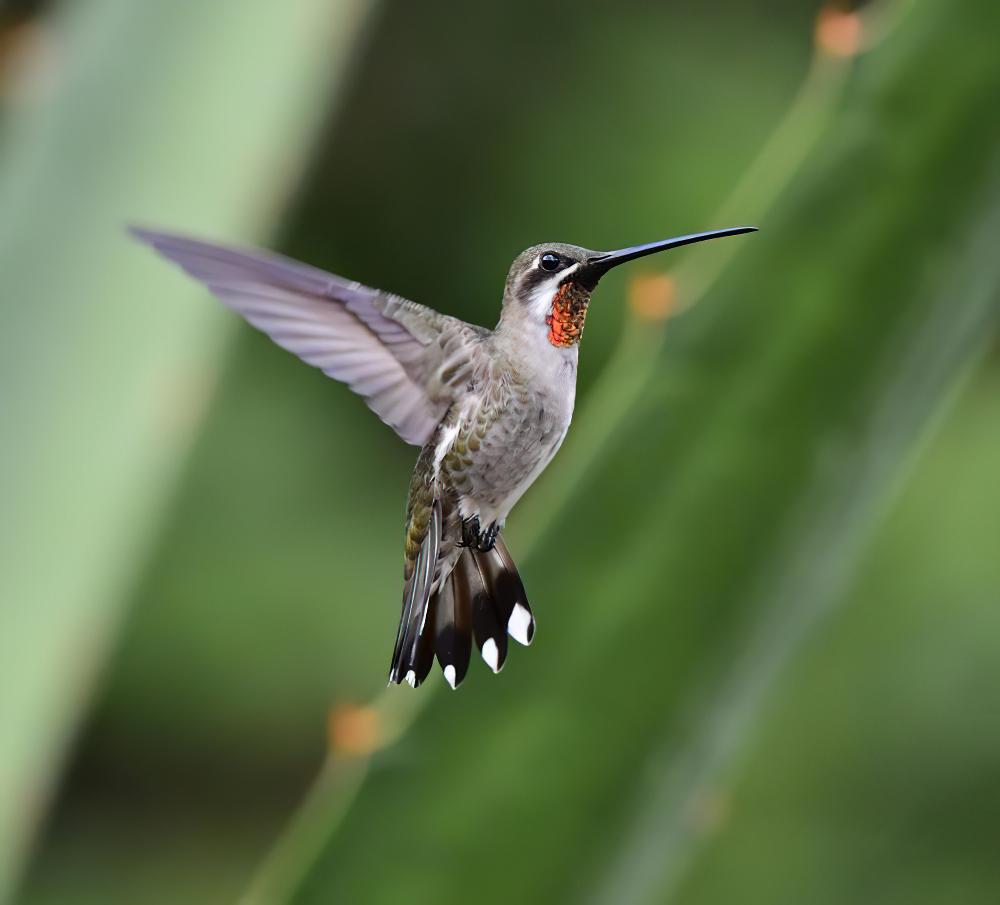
[500,227,757,350]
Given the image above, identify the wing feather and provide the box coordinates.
[130,227,458,446]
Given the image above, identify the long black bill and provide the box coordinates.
[577,226,757,289]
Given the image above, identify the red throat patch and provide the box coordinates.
[545,281,590,348]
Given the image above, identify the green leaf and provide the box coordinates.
[0,0,372,898]
[287,0,1000,903]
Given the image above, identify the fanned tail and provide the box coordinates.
[389,529,534,690]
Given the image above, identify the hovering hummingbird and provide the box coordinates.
[131,224,755,689]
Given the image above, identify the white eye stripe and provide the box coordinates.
[531,257,578,275]
[525,262,580,316]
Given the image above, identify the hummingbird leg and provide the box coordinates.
[478,521,499,552]
[459,515,499,551]
[460,515,482,549]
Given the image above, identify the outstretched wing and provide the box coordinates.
[130,227,458,446]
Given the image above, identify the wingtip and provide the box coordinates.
[127,225,186,256]
[126,223,168,244]
[126,224,205,254]
[126,224,154,245]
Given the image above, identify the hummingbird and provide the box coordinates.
[131,224,755,689]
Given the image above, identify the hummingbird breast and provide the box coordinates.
[400,323,578,604]
[436,345,576,529]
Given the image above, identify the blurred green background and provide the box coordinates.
[2,0,999,902]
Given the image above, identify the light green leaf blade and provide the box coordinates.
[0,0,372,898]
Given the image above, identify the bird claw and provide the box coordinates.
[479,521,499,552]
[460,515,481,548]
[460,515,499,552]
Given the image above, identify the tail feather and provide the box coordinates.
[388,499,441,687]
[469,550,509,675]
[473,536,534,646]
[389,524,535,690]
[433,569,471,689]
[493,537,535,646]
[406,594,438,687]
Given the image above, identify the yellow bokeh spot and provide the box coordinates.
[815,6,863,58]
[628,273,677,323]
[327,703,381,756]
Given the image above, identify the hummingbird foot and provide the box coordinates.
[479,521,499,552]
[459,515,482,549]
[459,515,499,552]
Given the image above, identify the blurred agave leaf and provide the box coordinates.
[286,0,1000,902]
[0,0,371,898]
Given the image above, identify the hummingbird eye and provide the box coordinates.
[539,252,561,273]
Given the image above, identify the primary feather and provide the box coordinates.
[130,227,452,446]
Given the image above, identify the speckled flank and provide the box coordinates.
[439,372,566,520]
[400,340,573,589]
[545,280,590,348]
[403,445,437,573]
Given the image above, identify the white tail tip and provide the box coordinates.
[481,638,501,673]
[508,603,534,646]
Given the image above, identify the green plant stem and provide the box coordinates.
[240,684,431,904]
[240,757,371,905]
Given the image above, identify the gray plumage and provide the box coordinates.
[131,223,755,689]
